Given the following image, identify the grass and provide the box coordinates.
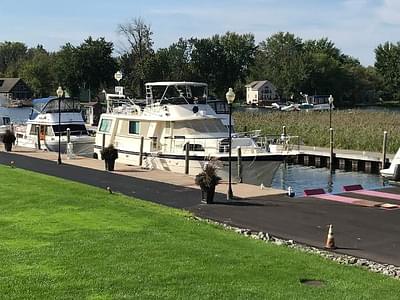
[234,110,400,153]
[0,166,400,299]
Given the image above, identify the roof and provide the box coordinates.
[0,78,21,93]
[145,81,207,87]
[245,80,270,90]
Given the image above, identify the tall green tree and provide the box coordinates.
[54,37,117,98]
[375,42,400,101]
[0,41,28,76]
[250,32,307,99]
[20,47,55,97]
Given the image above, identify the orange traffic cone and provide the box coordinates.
[325,224,336,249]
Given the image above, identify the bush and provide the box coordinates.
[100,145,118,161]
[195,162,221,191]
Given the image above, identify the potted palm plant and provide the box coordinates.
[195,162,221,204]
[2,129,16,152]
[101,145,118,171]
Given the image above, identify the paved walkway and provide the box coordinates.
[2,146,400,266]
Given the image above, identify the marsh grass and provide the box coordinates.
[235,110,400,153]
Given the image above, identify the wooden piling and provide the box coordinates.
[102,133,106,150]
[36,125,41,150]
[185,142,190,174]
[237,146,242,183]
[139,136,144,166]
[66,128,71,143]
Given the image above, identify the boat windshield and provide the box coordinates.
[151,84,208,105]
[52,124,88,135]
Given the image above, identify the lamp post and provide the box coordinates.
[225,88,235,200]
[328,95,334,129]
[56,86,64,165]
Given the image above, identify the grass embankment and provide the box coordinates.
[1,166,399,299]
[234,110,400,153]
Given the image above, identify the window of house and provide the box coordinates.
[99,118,112,132]
[129,121,140,134]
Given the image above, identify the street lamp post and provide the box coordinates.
[56,86,64,165]
[328,95,334,129]
[225,88,235,200]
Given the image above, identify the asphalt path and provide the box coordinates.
[1,151,400,266]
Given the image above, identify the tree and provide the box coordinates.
[118,17,154,97]
[0,41,28,76]
[250,32,307,99]
[375,42,400,101]
[54,37,117,98]
[20,47,55,97]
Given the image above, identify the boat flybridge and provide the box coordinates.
[94,81,288,185]
[15,97,94,155]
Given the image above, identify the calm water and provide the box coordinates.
[272,163,389,197]
[0,107,32,123]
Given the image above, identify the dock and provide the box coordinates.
[289,146,394,174]
[1,145,286,199]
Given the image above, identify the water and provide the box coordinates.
[0,107,32,123]
[272,163,389,197]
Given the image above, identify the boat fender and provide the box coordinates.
[287,186,295,197]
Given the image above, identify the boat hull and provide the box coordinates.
[94,146,284,186]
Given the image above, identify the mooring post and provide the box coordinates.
[102,133,106,150]
[237,146,242,183]
[382,131,388,169]
[330,128,334,173]
[66,128,71,143]
[185,142,190,174]
[139,136,144,167]
[36,125,41,150]
[282,125,287,137]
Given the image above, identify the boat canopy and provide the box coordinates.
[30,97,81,119]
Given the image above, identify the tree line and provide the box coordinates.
[1,18,399,106]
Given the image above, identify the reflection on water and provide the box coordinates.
[272,163,389,197]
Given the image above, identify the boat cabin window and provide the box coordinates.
[174,119,227,134]
[128,121,140,135]
[52,124,88,135]
[183,143,205,151]
[208,101,229,114]
[2,117,10,125]
[99,119,112,133]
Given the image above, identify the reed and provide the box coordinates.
[234,110,400,154]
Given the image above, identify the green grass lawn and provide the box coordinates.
[0,166,399,299]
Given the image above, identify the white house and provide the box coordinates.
[245,80,279,106]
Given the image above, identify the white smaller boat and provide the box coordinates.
[15,97,94,155]
[381,148,400,181]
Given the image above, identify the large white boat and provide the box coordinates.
[15,97,94,155]
[94,81,291,186]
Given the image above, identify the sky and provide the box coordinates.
[1,0,399,66]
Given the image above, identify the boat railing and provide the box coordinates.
[255,134,302,152]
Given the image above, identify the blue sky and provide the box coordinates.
[1,0,399,66]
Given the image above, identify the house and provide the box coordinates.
[0,78,32,106]
[245,80,279,106]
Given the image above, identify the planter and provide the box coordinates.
[201,186,216,204]
[105,159,116,171]
[4,143,12,152]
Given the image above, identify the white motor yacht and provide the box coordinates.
[0,114,11,136]
[15,97,94,155]
[94,81,292,186]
